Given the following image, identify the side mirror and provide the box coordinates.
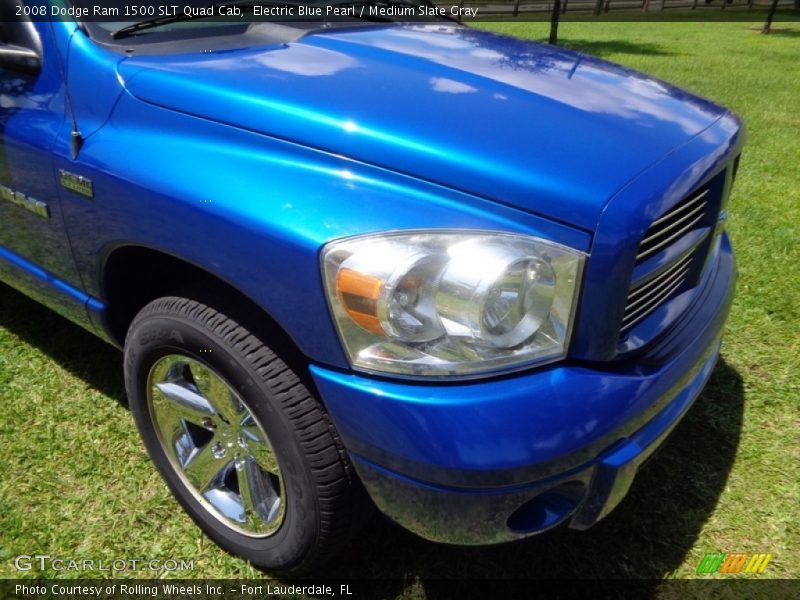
[0,44,41,74]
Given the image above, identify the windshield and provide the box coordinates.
[67,0,444,45]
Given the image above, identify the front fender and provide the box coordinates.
[56,92,590,368]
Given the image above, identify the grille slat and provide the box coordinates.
[640,200,707,248]
[622,276,687,330]
[622,184,716,334]
[626,257,691,310]
[621,256,691,331]
[649,189,708,228]
[636,212,705,262]
[636,188,710,263]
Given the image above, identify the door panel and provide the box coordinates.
[0,11,88,325]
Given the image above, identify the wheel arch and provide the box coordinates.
[100,245,310,377]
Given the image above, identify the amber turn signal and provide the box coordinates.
[335,268,385,335]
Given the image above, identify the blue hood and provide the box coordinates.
[118,24,727,231]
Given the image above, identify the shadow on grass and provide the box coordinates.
[0,281,126,403]
[559,39,679,58]
[322,360,744,592]
[0,282,744,591]
[759,28,800,37]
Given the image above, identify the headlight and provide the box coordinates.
[321,231,584,378]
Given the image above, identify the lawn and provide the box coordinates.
[1,17,798,594]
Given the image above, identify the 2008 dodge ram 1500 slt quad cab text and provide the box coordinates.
[1,0,742,573]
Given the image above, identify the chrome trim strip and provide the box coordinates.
[628,255,692,301]
[636,212,705,262]
[625,264,689,313]
[640,200,708,247]
[622,277,686,330]
[649,189,709,228]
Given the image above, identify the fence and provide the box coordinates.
[441,0,797,17]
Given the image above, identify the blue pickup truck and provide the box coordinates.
[1,1,742,573]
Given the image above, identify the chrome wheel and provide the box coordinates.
[147,354,285,537]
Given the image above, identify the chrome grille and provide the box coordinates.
[636,189,709,263]
[622,255,692,331]
[621,184,714,333]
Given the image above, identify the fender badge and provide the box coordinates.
[59,169,93,199]
[0,184,50,219]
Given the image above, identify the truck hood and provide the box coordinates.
[118,24,727,231]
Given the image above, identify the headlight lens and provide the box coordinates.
[322,231,584,378]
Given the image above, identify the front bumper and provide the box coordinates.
[310,234,736,544]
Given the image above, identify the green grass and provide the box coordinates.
[1,19,798,593]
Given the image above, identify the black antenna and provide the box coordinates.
[70,129,84,160]
[51,23,84,160]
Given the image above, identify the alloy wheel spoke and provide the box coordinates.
[183,441,226,492]
[151,397,190,455]
[239,414,264,442]
[237,456,280,531]
[241,423,281,476]
[187,363,245,425]
[154,381,217,426]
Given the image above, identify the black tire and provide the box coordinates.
[123,296,368,573]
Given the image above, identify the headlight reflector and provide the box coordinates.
[322,231,584,378]
[436,240,557,349]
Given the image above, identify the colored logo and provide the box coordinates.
[696,552,772,574]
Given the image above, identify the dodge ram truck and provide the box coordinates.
[0,0,741,573]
